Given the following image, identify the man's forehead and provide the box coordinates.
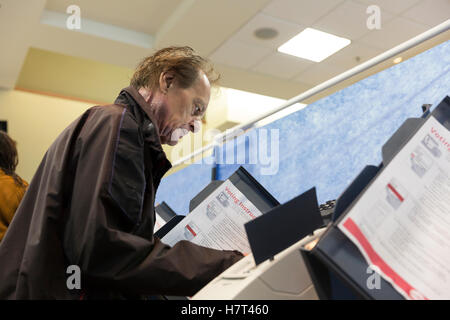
[193,76,210,101]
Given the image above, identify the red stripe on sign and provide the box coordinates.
[342,218,427,300]
[387,183,404,202]
[186,224,196,237]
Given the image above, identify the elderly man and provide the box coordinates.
[0,46,243,299]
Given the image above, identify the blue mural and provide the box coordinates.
[156,40,450,214]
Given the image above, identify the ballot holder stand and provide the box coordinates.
[301,96,450,300]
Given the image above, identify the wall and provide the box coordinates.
[16,47,133,104]
[0,89,94,182]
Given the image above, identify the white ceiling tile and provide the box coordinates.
[295,62,348,86]
[358,17,430,50]
[45,0,182,34]
[262,0,345,25]
[402,0,450,27]
[209,38,272,70]
[233,13,305,49]
[251,51,314,79]
[321,42,383,69]
[354,0,422,15]
[313,0,395,40]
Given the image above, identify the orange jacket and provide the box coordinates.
[0,169,28,242]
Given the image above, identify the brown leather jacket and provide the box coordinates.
[0,86,242,299]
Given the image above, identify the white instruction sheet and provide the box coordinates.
[338,116,450,300]
[162,179,263,254]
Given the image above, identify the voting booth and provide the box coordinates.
[189,177,326,300]
[155,96,449,300]
[154,166,337,300]
[303,96,450,300]
[191,185,327,300]
[153,36,450,299]
[191,96,449,300]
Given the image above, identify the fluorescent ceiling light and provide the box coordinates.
[278,28,351,62]
[226,88,306,124]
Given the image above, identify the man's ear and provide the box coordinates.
[159,71,175,93]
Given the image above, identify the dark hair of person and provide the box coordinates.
[0,131,25,187]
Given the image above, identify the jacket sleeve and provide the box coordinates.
[62,107,243,297]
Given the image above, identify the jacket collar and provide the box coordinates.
[114,86,163,146]
[121,86,161,131]
[114,86,173,173]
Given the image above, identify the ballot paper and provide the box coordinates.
[338,116,450,300]
[162,179,263,254]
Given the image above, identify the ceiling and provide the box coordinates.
[45,0,184,35]
[0,0,449,99]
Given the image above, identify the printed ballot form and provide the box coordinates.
[338,116,450,300]
[162,179,263,254]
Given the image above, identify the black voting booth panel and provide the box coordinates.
[154,202,183,239]
[302,96,450,300]
[155,201,177,222]
[189,166,280,213]
[244,187,324,265]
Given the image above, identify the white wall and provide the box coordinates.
[0,89,94,182]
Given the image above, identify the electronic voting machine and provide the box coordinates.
[190,168,332,300]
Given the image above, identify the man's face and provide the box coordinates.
[157,71,210,146]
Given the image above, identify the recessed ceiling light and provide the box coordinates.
[278,28,351,62]
[254,27,278,40]
[393,57,403,64]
